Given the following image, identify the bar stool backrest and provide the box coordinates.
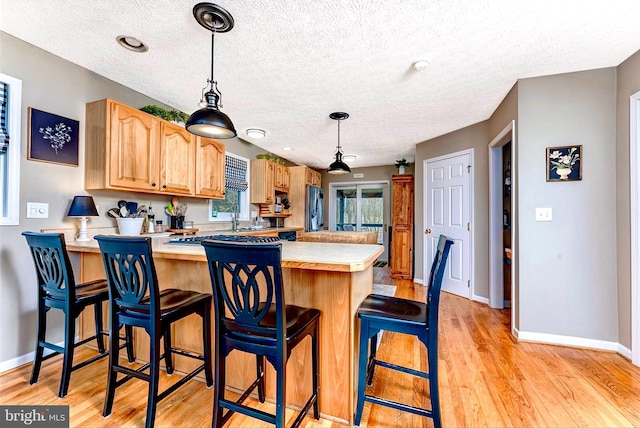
[426,235,454,338]
[23,232,77,308]
[202,241,286,343]
[95,236,160,324]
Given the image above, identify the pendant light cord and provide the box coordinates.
[336,118,342,152]
[210,31,215,86]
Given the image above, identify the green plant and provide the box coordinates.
[256,153,283,164]
[395,158,410,168]
[140,105,189,123]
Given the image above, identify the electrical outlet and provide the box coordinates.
[27,202,49,218]
[535,207,552,222]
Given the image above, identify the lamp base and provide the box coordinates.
[75,217,91,242]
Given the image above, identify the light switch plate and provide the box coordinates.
[535,207,552,222]
[27,202,49,218]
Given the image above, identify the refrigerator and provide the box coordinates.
[305,185,324,232]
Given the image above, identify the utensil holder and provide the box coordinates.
[116,217,144,236]
[170,215,185,230]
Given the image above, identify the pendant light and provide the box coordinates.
[327,112,351,175]
[186,3,237,139]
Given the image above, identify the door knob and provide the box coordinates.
[425,228,431,234]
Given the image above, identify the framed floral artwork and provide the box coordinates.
[546,145,582,182]
[27,107,79,166]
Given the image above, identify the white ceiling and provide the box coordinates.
[2,1,639,169]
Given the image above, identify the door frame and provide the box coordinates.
[488,121,517,330]
[328,180,390,260]
[423,148,474,298]
[631,91,640,366]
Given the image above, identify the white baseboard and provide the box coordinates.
[414,277,424,285]
[517,330,620,353]
[617,343,633,360]
[0,340,66,374]
[473,295,489,304]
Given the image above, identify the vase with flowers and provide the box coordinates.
[549,147,580,180]
[395,158,410,174]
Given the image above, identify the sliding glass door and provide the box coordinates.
[330,182,389,261]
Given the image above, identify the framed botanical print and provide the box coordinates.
[28,107,79,166]
[546,145,582,182]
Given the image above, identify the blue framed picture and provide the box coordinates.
[546,145,582,182]
[27,107,79,166]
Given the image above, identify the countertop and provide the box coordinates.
[67,237,383,273]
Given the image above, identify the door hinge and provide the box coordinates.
[467,222,470,231]
[468,280,470,288]
[467,165,471,173]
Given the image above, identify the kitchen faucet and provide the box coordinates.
[231,204,239,232]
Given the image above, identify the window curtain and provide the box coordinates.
[225,155,248,191]
[0,83,8,153]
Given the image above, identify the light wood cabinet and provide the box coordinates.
[195,137,225,198]
[285,165,322,229]
[274,163,289,192]
[85,98,224,199]
[250,159,275,204]
[305,167,321,187]
[390,174,414,279]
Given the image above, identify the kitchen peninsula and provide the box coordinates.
[67,237,383,424]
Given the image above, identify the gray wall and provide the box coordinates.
[517,68,618,340]
[415,121,490,297]
[615,49,640,349]
[0,33,264,366]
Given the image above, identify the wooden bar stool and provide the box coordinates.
[201,239,320,428]
[22,232,134,398]
[96,236,213,428]
[354,235,454,428]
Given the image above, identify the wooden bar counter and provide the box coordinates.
[68,238,383,424]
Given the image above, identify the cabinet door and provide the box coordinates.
[250,159,275,204]
[392,176,413,226]
[275,164,284,189]
[283,167,290,190]
[305,168,314,186]
[390,227,413,279]
[160,122,196,195]
[195,137,225,199]
[108,102,160,190]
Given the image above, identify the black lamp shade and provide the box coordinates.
[67,196,98,217]
[186,107,237,139]
[327,151,351,175]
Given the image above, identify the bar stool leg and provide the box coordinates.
[311,324,320,419]
[367,333,378,386]
[354,319,370,426]
[94,302,106,353]
[275,360,287,428]
[58,310,75,398]
[163,326,174,375]
[30,299,46,385]
[146,331,161,428]
[428,338,442,428]
[211,350,226,428]
[103,317,120,417]
[202,306,213,387]
[125,325,135,363]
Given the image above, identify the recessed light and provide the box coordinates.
[116,35,149,53]
[246,128,266,139]
[413,60,429,72]
[282,147,292,151]
[343,155,357,162]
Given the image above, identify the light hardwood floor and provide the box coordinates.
[2,267,639,427]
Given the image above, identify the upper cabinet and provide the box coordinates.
[85,99,224,199]
[305,167,321,187]
[274,163,290,192]
[195,137,225,198]
[250,159,275,204]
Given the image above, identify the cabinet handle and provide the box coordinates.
[151,182,156,187]
[162,184,167,189]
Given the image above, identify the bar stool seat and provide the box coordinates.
[22,231,134,398]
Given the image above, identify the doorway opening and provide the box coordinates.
[328,181,390,262]
[489,120,517,334]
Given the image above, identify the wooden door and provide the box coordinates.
[108,101,160,190]
[195,137,225,199]
[160,122,195,195]
[390,175,414,279]
[426,152,470,298]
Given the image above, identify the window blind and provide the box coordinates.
[225,155,248,191]
[0,83,8,153]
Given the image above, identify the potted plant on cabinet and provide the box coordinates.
[395,158,410,174]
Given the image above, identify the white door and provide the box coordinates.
[425,151,471,298]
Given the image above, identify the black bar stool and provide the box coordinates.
[22,231,134,398]
[201,239,320,428]
[96,236,213,428]
[354,234,454,428]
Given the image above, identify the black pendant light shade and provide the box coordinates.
[327,112,351,175]
[187,3,237,139]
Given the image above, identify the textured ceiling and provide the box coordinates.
[2,1,639,169]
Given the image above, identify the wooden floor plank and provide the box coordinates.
[2,267,640,427]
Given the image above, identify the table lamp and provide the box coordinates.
[67,195,99,242]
